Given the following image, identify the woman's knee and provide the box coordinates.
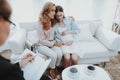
[52,47,63,57]
[72,54,79,62]
[38,46,57,59]
[64,53,70,60]
[56,49,62,58]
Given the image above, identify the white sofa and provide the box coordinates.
[75,20,120,64]
[8,19,120,65]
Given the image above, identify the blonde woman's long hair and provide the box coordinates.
[39,2,55,29]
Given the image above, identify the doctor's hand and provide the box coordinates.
[19,53,35,68]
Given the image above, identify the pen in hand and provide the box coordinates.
[19,53,35,68]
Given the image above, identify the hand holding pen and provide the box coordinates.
[19,53,35,68]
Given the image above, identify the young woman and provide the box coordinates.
[37,2,63,79]
[54,5,80,68]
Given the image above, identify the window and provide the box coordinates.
[112,3,120,34]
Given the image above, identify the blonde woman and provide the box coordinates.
[37,2,63,79]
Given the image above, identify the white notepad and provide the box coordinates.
[20,49,50,80]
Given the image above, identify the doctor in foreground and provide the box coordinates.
[0,0,35,80]
[0,0,51,80]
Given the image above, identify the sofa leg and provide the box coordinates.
[94,64,99,66]
[103,62,106,67]
[96,62,106,68]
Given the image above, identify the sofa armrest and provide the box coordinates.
[25,39,34,50]
[8,29,26,54]
[95,27,120,50]
[25,40,48,59]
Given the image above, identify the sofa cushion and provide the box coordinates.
[89,20,103,36]
[95,27,120,50]
[20,22,38,32]
[77,39,116,58]
[8,29,26,54]
[27,30,39,44]
[76,23,95,41]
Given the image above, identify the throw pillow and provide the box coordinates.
[89,21,102,36]
[27,30,39,44]
[76,23,95,41]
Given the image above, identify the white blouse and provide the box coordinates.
[58,26,74,42]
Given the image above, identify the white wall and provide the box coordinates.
[10,0,36,22]
[9,0,118,29]
[92,0,118,29]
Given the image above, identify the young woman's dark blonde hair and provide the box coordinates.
[39,2,55,29]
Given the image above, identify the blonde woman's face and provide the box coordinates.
[48,6,55,19]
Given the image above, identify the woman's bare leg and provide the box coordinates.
[64,53,70,68]
[71,54,79,65]
[50,68,57,79]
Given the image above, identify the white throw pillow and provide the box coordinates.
[8,29,26,54]
[76,23,95,41]
[27,30,39,44]
[89,21,103,36]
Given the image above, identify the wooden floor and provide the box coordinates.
[45,52,120,80]
[102,53,120,80]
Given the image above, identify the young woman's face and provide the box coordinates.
[0,18,10,46]
[56,11,64,22]
[48,6,55,19]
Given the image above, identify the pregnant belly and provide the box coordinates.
[61,35,73,42]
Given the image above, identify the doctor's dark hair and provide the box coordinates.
[0,0,12,22]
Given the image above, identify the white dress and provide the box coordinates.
[58,26,80,54]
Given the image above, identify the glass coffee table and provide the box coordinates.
[62,64,113,80]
